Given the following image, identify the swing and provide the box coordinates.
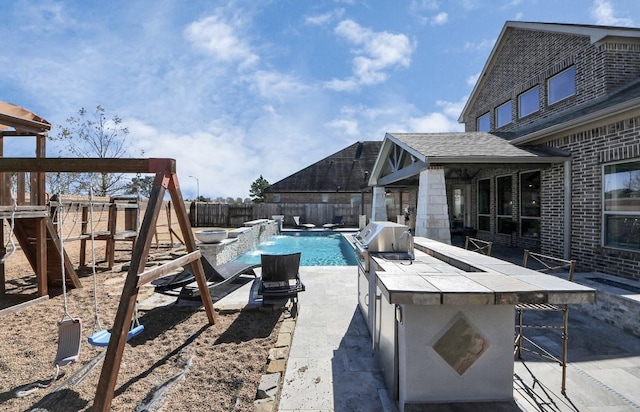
[53,194,83,366]
[86,187,144,347]
[16,194,81,398]
[88,307,144,347]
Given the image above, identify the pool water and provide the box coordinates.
[234,232,358,266]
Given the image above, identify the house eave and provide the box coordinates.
[430,155,568,164]
[511,96,640,145]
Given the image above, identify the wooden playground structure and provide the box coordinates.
[0,102,216,411]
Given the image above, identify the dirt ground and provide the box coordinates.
[0,201,284,411]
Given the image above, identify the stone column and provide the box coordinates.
[415,168,451,244]
[371,186,388,222]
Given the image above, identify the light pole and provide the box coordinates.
[189,175,199,226]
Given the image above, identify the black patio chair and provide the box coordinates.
[259,252,305,315]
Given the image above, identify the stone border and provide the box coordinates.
[254,301,297,412]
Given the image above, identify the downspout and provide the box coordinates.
[563,159,572,259]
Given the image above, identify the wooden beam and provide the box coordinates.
[93,173,170,412]
[0,158,176,174]
[136,250,201,287]
[0,295,49,318]
[377,160,429,186]
[0,113,51,134]
[167,174,217,325]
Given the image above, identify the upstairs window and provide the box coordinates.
[477,112,490,132]
[548,66,575,104]
[496,101,512,128]
[518,86,540,118]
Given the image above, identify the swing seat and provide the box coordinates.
[55,318,82,367]
[88,325,145,347]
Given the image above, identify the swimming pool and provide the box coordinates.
[234,232,358,266]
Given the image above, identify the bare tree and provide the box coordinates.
[49,105,131,196]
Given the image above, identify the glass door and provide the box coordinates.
[450,185,470,229]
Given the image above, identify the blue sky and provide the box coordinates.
[1,0,638,199]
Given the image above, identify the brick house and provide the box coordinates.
[264,141,412,226]
[264,141,381,204]
[368,21,640,279]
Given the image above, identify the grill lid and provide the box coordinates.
[355,221,410,252]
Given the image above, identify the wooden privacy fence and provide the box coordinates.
[188,202,404,228]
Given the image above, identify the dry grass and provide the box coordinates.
[0,201,283,411]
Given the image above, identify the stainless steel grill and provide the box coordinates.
[355,221,411,253]
[354,221,413,272]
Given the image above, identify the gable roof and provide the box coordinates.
[265,141,382,193]
[368,132,569,186]
[0,101,51,134]
[387,132,568,162]
[459,21,640,124]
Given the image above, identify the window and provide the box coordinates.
[351,194,362,206]
[321,194,329,203]
[496,101,512,128]
[518,86,540,118]
[496,175,514,234]
[477,112,490,132]
[273,194,281,203]
[548,66,575,104]
[477,179,491,231]
[520,171,541,238]
[603,160,640,251]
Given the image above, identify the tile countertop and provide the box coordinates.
[373,237,596,306]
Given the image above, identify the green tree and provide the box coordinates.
[124,175,155,198]
[249,175,270,203]
[49,105,131,196]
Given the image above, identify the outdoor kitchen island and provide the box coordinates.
[368,236,596,411]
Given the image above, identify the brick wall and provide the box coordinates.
[544,116,640,279]
[464,28,640,133]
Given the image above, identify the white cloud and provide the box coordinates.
[326,19,415,91]
[466,72,480,87]
[327,118,360,137]
[125,118,263,199]
[431,12,449,25]
[246,71,312,101]
[184,15,259,67]
[305,9,345,26]
[409,112,463,132]
[410,0,440,12]
[463,38,495,51]
[458,0,479,10]
[436,97,468,120]
[13,0,78,33]
[590,0,634,26]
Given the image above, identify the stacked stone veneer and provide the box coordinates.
[415,168,451,243]
[198,220,279,267]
